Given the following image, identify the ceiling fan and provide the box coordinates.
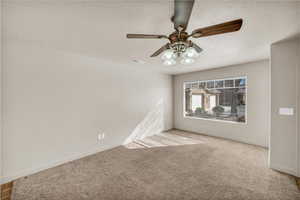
[126,0,243,66]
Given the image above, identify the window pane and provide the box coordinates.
[184,78,246,123]
[225,80,234,87]
[207,81,214,89]
[199,82,206,89]
[191,82,198,89]
[192,95,202,111]
[235,78,246,87]
[215,80,224,88]
[185,83,192,89]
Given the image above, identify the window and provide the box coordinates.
[207,81,215,89]
[215,80,224,88]
[225,79,234,88]
[184,77,246,123]
[199,82,206,89]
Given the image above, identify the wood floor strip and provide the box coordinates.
[1,182,14,200]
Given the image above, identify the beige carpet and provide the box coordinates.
[12,130,300,200]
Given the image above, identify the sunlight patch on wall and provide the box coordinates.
[123,100,165,145]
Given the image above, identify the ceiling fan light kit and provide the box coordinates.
[161,44,200,66]
[161,49,177,60]
[181,57,195,65]
[126,0,243,66]
[163,59,177,66]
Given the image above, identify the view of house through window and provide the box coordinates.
[184,77,246,123]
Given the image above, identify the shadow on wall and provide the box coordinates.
[123,99,165,145]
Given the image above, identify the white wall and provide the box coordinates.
[173,60,270,147]
[1,37,173,184]
[269,37,300,177]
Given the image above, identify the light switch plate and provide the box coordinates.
[279,108,294,115]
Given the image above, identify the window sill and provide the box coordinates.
[183,116,247,125]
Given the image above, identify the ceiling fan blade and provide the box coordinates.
[172,0,195,30]
[150,44,170,57]
[127,34,168,39]
[190,42,203,53]
[191,19,243,38]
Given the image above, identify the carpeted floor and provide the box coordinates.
[12,130,300,200]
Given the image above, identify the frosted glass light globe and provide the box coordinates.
[181,58,195,65]
[161,49,176,60]
[182,47,199,58]
[163,59,176,66]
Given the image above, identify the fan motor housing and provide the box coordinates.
[169,32,189,43]
[170,42,188,55]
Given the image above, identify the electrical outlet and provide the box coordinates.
[98,133,103,141]
[97,132,105,141]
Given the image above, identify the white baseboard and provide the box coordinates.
[269,163,298,177]
[0,143,120,184]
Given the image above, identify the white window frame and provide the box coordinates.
[183,76,247,124]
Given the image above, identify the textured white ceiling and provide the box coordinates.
[3,0,300,74]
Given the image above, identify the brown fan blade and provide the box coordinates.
[150,44,170,57]
[172,0,195,30]
[191,19,243,38]
[127,34,168,39]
